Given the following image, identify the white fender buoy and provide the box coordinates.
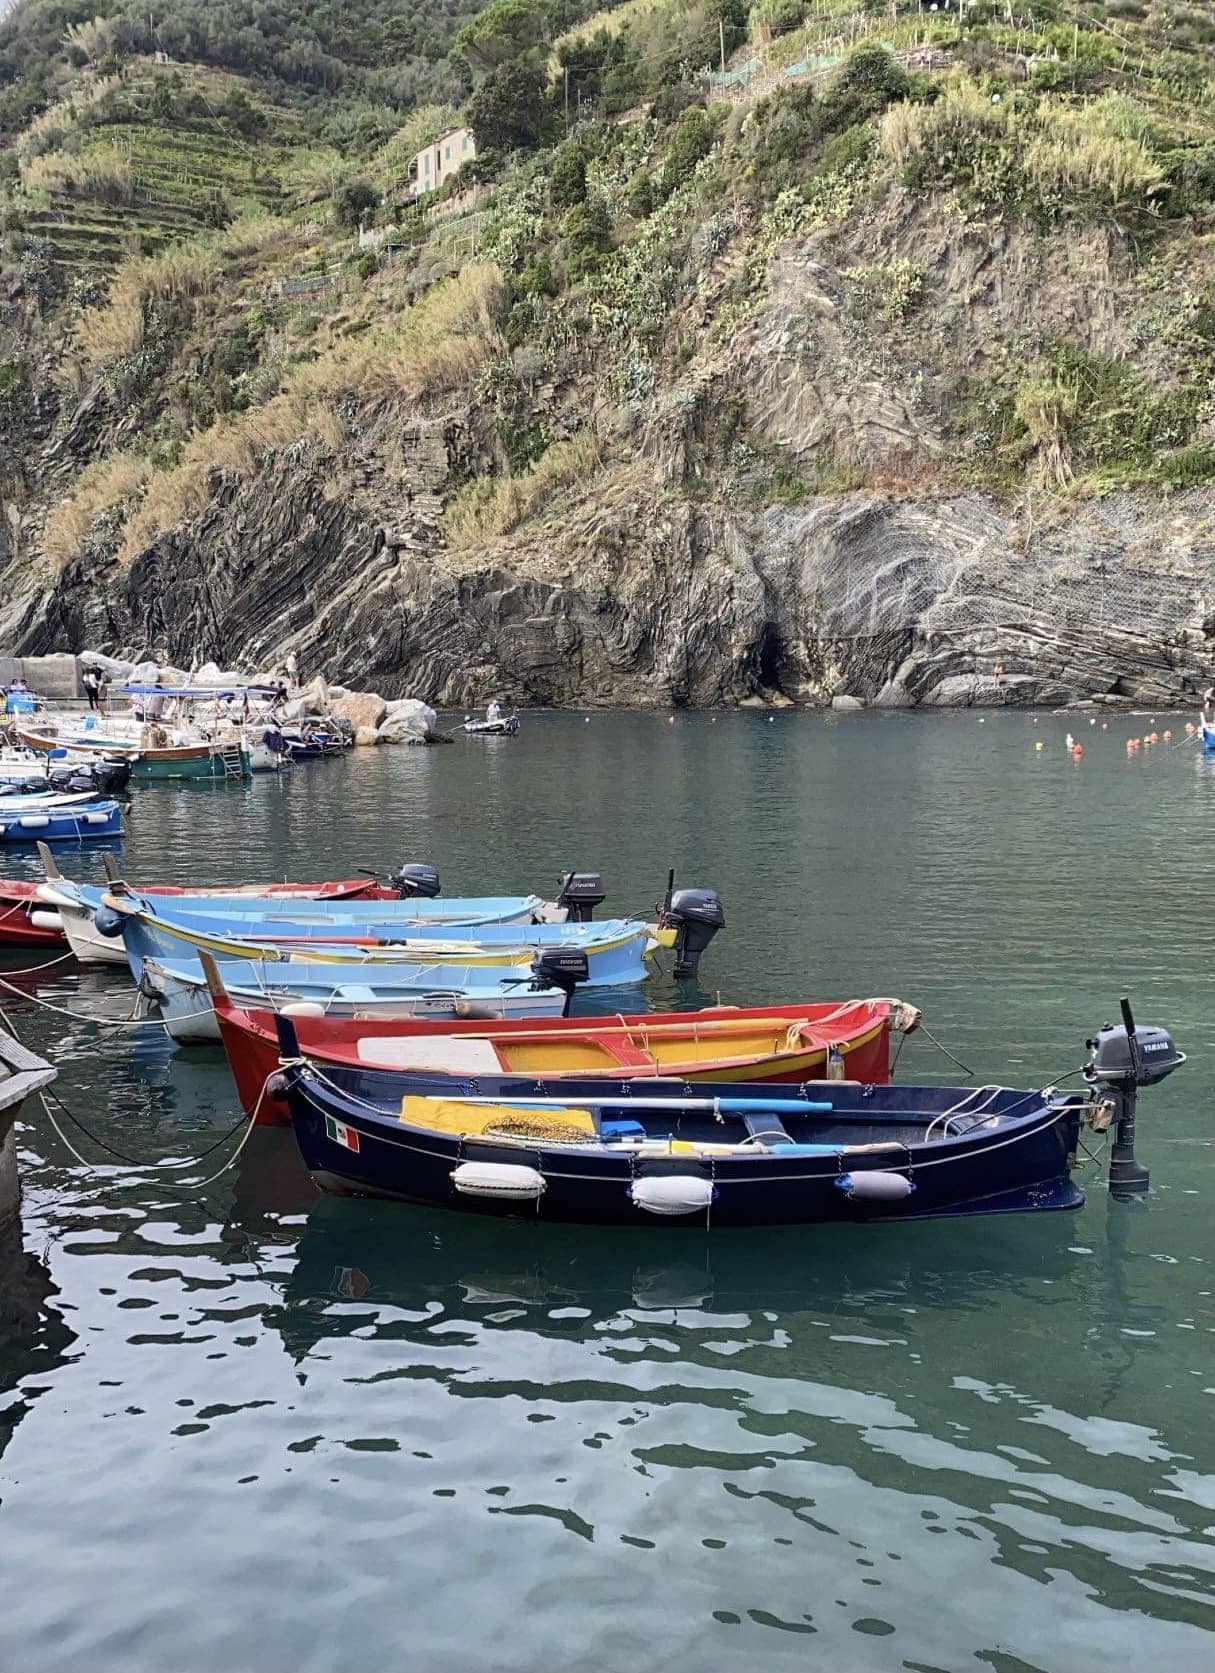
[280,1002,327,1018]
[836,1170,913,1202]
[30,910,63,931]
[451,1161,545,1201]
[18,816,50,830]
[83,812,112,825]
[629,1175,716,1215]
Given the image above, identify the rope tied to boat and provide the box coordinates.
[32,1072,276,1187]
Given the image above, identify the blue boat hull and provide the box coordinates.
[115,911,651,986]
[1203,724,1215,755]
[281,1064,1086,1228]
[0,800,122,843]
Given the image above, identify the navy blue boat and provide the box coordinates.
[274,1002,1182,1228]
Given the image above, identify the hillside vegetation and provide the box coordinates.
[1,0,1213,696]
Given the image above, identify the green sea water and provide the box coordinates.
[0,709,1211,1673]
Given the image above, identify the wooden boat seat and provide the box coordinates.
[357,1036,502,1073]
[741,1109,794,1147]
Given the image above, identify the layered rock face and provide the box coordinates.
[6,209,1214,708]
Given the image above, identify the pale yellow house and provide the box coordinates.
[406,128,476,200]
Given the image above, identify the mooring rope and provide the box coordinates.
[0,966,171,1027]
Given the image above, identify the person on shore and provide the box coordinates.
[97,674,110,717]
[83,666,101,711]
[1202,688,1214,728]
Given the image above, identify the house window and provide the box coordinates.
[423,153,430,174]
[463,134,471,150]
[444,145,451,161]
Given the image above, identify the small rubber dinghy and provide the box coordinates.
[274,1000,1182,1226]
[462,715,519,736]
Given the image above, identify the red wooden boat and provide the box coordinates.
[0,881,68,949]
[203,958,920,1125]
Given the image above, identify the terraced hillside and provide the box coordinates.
[1,0,1214,706]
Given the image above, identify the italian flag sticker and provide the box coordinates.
[325,1115,361,1153]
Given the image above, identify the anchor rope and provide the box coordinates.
[31,1075,273,1186]
[0,966,171,1026]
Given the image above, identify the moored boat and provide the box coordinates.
[274,1003,1182,1225]
[0,881,67,949]
[462,716,519,736]
[137,947,589,1044]
[204,960,918,1125]
[0,798,122,844]
[96,897,693,986]
[15,723,249,781]
[34,848,397,965]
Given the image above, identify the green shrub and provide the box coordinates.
[550,139,587,207]
[624,168,653,218]
[660,105,714,191]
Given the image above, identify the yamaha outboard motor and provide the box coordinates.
[530,948,590,1016]
[556,871,606,923]
[1084,997,1184,1198]
[391,863,441,900]
[663,886,725,980]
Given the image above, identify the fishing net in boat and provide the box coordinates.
[483,1115,596,1144]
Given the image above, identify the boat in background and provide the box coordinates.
[33,847,395,964]
[0,798,122,844]
[274,1003,1182,1225]
[462,715,519,736]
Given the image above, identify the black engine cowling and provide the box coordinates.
[392,863,441,900]
[530,947,590,1015]
[1083,1001,1184,1198]
[556,871,606,922]
[664,887,725,980]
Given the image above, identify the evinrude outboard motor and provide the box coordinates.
[530,947,590,1016]
[1084,996,1184,1198]
[390,863,441,900]
[662,885,725,980]
[556,871,606,923]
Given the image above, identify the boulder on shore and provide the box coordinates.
[353,724,381,747]
[331,690,388,733]
[377,698,439,745]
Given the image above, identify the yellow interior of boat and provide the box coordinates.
[400,1095,596,1140]
[490,1018,861,1074]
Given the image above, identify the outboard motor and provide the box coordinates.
[530,947,590,1016]
[663,886,725,980]
[556,871,606,923]
[1084,997,1184,1198]
[391,863,441,900]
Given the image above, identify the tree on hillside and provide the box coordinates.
[467,59,553,150]
[454,0,548,74]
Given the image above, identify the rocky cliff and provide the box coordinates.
[3,35,1214,708]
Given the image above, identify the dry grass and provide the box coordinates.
[21,145,133,201]
[551,0,667,58]
[102,264,505,563]
[43,450,153,569]
[70,215,294,377]
[445,429,604,544]
[880,79,1166,213]
[17,74,123,159]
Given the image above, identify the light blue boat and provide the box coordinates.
[137,953,575,1043]
[55,878,549,929]
[1203,722,1215,755]
[106,901,654,988]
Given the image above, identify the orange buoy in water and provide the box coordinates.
[1072,744,1084,758]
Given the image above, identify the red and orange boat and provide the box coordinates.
[203,957,920,1125]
